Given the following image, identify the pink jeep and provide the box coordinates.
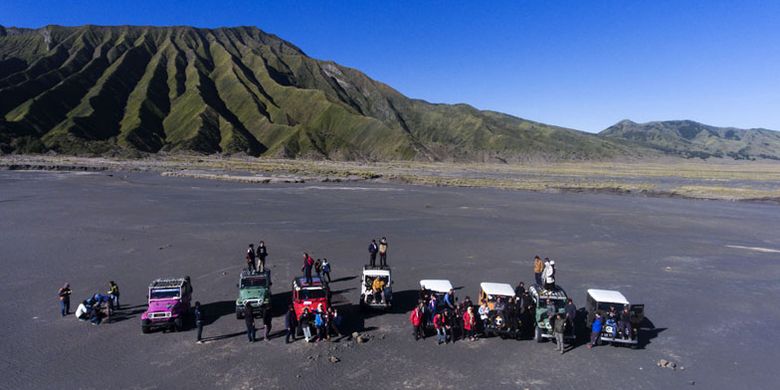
[141,277,193,333]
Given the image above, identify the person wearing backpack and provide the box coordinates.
[301,253,314,284]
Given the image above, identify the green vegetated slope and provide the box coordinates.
[2,24,644,160]
[600,120,780,160]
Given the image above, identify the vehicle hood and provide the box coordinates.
[147,299,178,312]
[238,287,267,303]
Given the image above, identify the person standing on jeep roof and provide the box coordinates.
[244,302,256,342]
[301,253,314,284]
[256,241,268,272]
[533,256,544,287]
[368,239,378,266]
[246,244,256,272]
[378,237,388,267]
[543,259,556,290]
[263,308,272,341]
[321,258,332,283]
[194,301,204,343]
[284,305,297,344]
[314,259,322,279]
[58,283,71,317]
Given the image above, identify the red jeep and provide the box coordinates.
[292,276,330,319]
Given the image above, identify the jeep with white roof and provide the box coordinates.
[478,282,522,339]
[586,289,644,346]
[360,266,392,310]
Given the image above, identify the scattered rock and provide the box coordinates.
[689,381,695,385]
[679,366,685,371]
[328,355,340,363]
[357,335,370,344]
[657,359,669,367]
[351,331,360,339]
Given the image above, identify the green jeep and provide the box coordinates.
[236,270,271,319]
[529,285,574,343]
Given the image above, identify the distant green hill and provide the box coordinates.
[600,119,780,160]
[0,24,641,161]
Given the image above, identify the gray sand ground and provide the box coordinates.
[1,171,779,389]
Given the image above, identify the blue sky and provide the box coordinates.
[2,0,778,132]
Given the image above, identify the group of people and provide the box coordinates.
[410,288,478,344]
[245,241,269,273]
[300,252,332,284]
[286,304,344,344]
[368,237,389,267]
[59,281,121,326]
[587,304,634,349]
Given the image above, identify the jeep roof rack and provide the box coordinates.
[531,285,568,300]
[241,269,269,278]
[149,278,187,289]
[363,265,390,270]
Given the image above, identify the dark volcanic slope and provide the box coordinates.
[601,119,780,160]
[0,25,639,161]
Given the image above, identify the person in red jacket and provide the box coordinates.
[463,306,477,341]
[410,304,424,340]
[301,252,314,284]
[434,311,449,344]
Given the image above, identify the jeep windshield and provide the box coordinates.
[150,288,180,300]
[300,288,327,300]
[597,302,625,313]
[537,299,566,310]
[241,277,267,288]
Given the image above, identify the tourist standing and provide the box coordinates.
[321,258,331,283]
[410,304,424,340]
[195,301,204,343]
[256,241,268,272]
[533,256,544,287]
[553,313,566,354]
[463,306,477,341]
[58,283,72,317]
[107,281,120,310]
[284,305,297,344]
[368,239,378,266]
[588,313,603,349]
[245,302,256,342]
[263,308,272,341]
[246,244,256,272]
[301,252,314,284]
[378,237,388,266]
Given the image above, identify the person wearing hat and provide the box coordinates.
[58,283,72,317]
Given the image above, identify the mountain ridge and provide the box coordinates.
[1,25,777,161]
[600,119,780,160]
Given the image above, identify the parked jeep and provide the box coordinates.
[292,276,330,320]
[235,269,272,319]
[141,277,192,333]
[478,282,522,339]
[360,266,392,310]
[585,289,644,346]
[528,285,574,343]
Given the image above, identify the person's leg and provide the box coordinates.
[197,321,203,342]
[265,323,271,340]
[60,300,66,316]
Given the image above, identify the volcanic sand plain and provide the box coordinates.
[1,170,780,389]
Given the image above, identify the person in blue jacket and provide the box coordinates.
[588,313,603,349]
